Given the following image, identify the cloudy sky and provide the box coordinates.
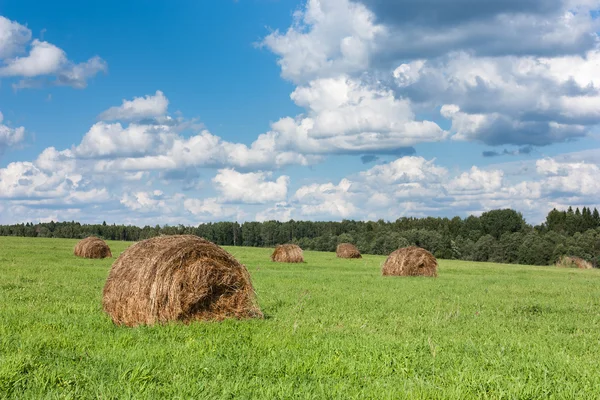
[1,0,600,225]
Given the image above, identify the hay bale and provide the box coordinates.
[271,244,304,263]
[382,246,438,277]
[74,236,112,259]
[102,235,262,326]
[336,243,362,259]
[556,256,593,270]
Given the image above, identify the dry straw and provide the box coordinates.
[556,255,593,270]
[271,244,304,263]
[102,235,262,327]
[336,243,362,259]
[382,246,438,277]
[74,236,112,259]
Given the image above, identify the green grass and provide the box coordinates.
[1,236,600,399]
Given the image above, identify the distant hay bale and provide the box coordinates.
[271,244,304,263]
[556,256,593,270]
[102,235,262,327]
[382,246,438,277]
[336,243,362,259]
[74,236,112,259]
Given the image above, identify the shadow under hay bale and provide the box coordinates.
[556,256,593,270]
[271,244,304,263]
[382,246,438,277]
[102,235,262,327]
[336,243,362,259]
[74,236,112,259]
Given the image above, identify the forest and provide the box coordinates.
[1,207,598,267]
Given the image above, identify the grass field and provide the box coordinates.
[1,236,600,399]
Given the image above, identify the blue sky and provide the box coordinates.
[1,0,600,225]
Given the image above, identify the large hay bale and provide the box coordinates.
[382,246,438,277]
[271,244,304,263]
[102,235,262,326]
[74,236,112,259]
[556,256,593,270]
[336,243,362,259]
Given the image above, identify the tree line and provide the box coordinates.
[1,207,599,267]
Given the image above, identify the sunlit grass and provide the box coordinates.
[1,236,600,398]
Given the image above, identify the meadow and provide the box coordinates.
[1,236,600,399]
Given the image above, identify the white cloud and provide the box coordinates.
[261,77,446,155]
[536,158,600,195]
[75,122,177,159]
[262,0,385,83]
[0,204,82,225]
[0,160,82,200]
[87,128,315,172]
[293,178,357,218]
[359,156,447,185]
[255,202,293,222]
[0,16,31,58]
[282,153,600,223]
[54,56,107,89]
[0,111,25,152]
[0,39,66,77]
[120,190,177,213]
[446,167,504,194]
[35,147,76,174]
[261,1,600,148]
[212,169,289,204]
[399,51,600,145]
[184,197,241,220]
[364,0,599,59]
[5,1,600,225]
[0,16,106,89]
[65,91,317,170]
[62,188,111,205]
[98,91,169,121]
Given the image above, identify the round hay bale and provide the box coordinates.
[74,236,112,259]
[556,256,593,270]
[382,246,438,277]
[102,235,262,326]
[336,243,362,259]
[271,244,304,263]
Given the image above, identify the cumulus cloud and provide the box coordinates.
[86,127,315,172]
[261,0,600,148]
[264,0,600,83]
[0,16,31,58]
[0,15,106,89]
[536,158,600,195]
[54,56,107,89]
[363,0,599,62]
[119,190,187,215]
[261,0,385,83]
[4,1,600,225]
[396,50,600,145]
[66,91,318,171]
[261,76,446,155]
[359,156,447,185]
[0,112,25,153]
[0,157,102,206]
[446,167,504,194]
[183,197,242,220]
[292,178,357,218]
[98,91,169,121]
[0,39,66,77]
[74,122,177,159]
[212,169,289,204]
[281,153,600,223]
[255,202,293,222]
